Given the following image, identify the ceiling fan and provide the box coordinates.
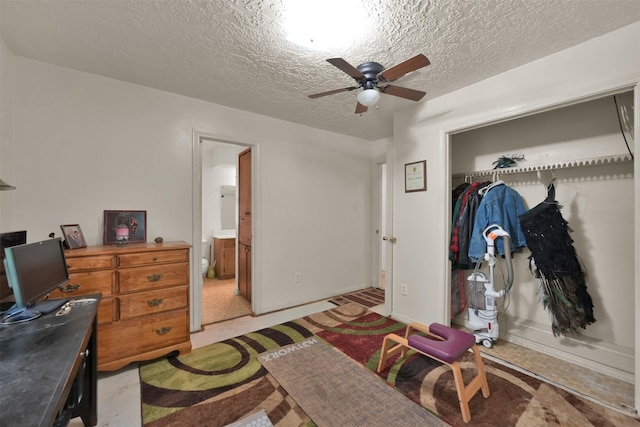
[308,54,430,114]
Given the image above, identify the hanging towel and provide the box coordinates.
[468,183,528,262]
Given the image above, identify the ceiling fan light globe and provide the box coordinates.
[357,89,380,107]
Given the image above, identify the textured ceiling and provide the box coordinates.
[1,0,639,141]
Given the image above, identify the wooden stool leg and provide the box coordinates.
[376,333,408,373]
[450,362,472,423]
[376,335,394,373]
[472,345,490,398]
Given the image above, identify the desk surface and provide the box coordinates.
[0,299,99,426]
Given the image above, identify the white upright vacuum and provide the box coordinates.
[466,224,513,348]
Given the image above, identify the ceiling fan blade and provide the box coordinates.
[308,87,357,99]
[327,58,365,79]
[377,54,430,82]
[355,102,368,114]
[380,85,426,101]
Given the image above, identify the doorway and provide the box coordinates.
[191,131,255,331]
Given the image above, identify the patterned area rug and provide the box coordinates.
[258,337,447,426]
[139,303,637,427]
[328,287,385,308]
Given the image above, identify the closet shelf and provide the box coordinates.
[452,154,633,179]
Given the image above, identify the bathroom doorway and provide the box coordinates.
[198,137,252,326]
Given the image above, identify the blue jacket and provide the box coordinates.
[468,183,528,262]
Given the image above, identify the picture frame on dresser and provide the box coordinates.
[60,224,87,249]
[103,210,147,245]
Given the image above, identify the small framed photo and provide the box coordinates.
[60,224,87,249]
[103,210,147,245]
[405,160,427,193]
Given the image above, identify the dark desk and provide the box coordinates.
[0,296,99,426]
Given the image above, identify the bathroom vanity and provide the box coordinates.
[213,231,236,279]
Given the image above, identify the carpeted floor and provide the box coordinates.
[202,277,251,325]
[139,303,637,427]
[328,287,385,308]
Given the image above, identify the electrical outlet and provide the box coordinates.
[401,283,408,296]
[295,272,301,283]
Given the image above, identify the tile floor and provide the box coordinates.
[69,301,636,426]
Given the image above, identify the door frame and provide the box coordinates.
[383,147,394,316]
[191,129,258,332]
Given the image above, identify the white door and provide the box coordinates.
[381,149,394,316]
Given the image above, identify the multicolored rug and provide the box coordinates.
[139,303,637,426]
[328,287,385,308]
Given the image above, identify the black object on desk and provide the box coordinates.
[0,294,100,426]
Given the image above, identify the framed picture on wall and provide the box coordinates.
[60,224,87,249]
[405,160,427,192]
[103,210,147,245]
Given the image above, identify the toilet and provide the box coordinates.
[201,240,209,276]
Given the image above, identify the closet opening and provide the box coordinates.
[447,89,635,410]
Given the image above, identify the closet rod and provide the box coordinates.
[452,153,633,179]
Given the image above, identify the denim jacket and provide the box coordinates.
[468,183,528,262]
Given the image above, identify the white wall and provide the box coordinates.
[0,38,16,220]
[392,22,639,381]
[0,51,374,316]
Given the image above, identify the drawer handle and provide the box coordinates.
[156,326,172,335]
[147,273,164,282]
[59,283,80,293]
[147,298,164,307]
[152,257,158,262]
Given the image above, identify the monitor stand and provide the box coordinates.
[1,307,41,324]
[0,298,68,324]
[34,298,68,314]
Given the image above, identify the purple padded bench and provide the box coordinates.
[376,322,490,423]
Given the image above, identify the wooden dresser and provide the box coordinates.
[54,241,191,371]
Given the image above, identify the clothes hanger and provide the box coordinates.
[478,172,505,195]
[537,169,557,203]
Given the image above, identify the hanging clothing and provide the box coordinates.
[452,182,470,212]
[450,270,467,318]
[518,182,596,336]
[456,182,491,269]
[468,183,528,262]
[450,182,490,269]
[450,182,478,266]
[449,183,470,264]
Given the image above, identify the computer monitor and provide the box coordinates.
[2,237,70,323]
[0,230,27,300]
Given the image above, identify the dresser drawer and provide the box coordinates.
[49,270,114,298]
[118,285,188,320]
[118,249,189,267]
[118,263,188,293]
[66,255,115,272]
[98,297,115,325]
[98,309,189,364]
